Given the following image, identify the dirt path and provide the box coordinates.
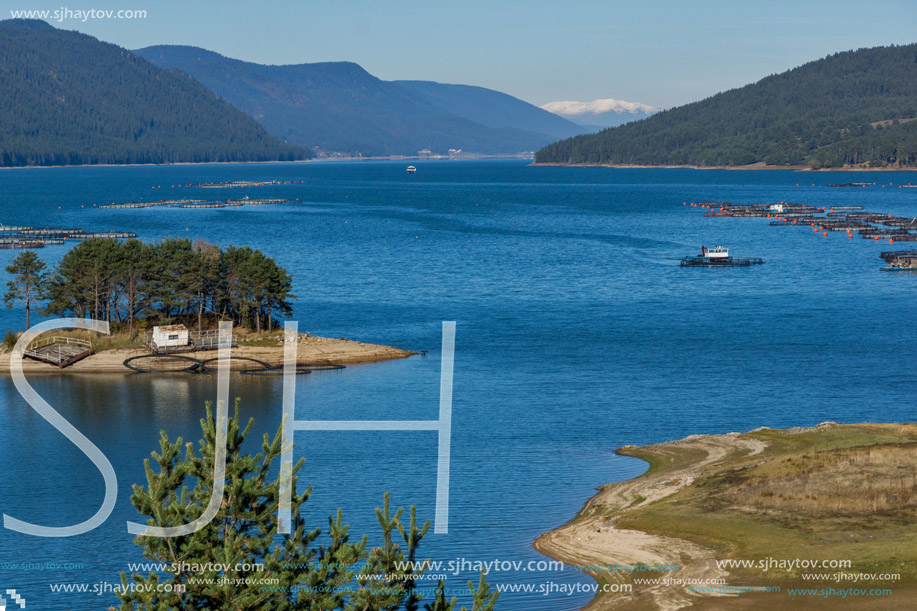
[534,434,767,610]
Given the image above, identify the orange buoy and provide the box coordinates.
[890,238,894,243]
[823,232,828,236]
[874,236,879,241]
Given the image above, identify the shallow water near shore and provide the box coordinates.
[0,160,914,609]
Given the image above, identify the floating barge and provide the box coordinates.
[881,250,917,271]
[99,199,198,209]
[680,245,763,267]
[0,240,45,249]
[192,180,307,189]
[104,196,294,210]
[0,224,137,249]
[688,200,917,272]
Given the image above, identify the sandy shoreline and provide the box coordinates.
[534,431,769,610]
[0,334,415,374]
[534,422,917,610]
[531,162,917,171]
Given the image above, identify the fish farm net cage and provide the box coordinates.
[241,363,346,375]
[123,354,202,372]
[199,356,273,373]
[199,357,345,375]
[123,354,346,374]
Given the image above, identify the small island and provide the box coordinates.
[2,237,414,373]
[537,423,916,609]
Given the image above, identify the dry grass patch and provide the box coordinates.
[718,442,917,518]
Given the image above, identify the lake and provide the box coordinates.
[0,160,914,609]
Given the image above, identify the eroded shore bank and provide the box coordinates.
[535,423,917,610]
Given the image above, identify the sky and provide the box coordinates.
[4,0,916,108]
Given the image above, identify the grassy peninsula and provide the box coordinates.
[536,423,917,609]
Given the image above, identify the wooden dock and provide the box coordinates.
[23,337,93,368]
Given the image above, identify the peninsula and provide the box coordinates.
[537,423,916,609]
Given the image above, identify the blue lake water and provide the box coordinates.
[0,160,914,609]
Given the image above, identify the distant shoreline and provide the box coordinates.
[0,154,534,171]
[531,161,917,171]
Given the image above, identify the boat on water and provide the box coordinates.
[406,166,417,174]
[680,245,764,267]
[881,262,917,272]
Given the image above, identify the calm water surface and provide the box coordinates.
[0,161,914,609]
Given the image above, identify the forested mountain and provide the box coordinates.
[536,44,917,168]
[393,80,582,140]
[135,45,586,156]
[0,19,305,167]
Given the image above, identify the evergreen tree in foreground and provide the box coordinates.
[118,400,498,611]
[3,250,48,329]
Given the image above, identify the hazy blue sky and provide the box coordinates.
[7,0,916,107]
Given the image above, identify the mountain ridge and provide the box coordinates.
[535,44,917,168]
[135,45,588,156]
[0,20,305,167]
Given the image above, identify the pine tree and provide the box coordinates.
[118,400,499,611]
[4,250,48,329]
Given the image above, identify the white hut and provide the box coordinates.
[152,324,189,350]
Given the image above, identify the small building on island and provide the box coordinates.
[151,324,190,350]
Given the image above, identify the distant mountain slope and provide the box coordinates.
[536,44,917,168]
[0,19,305,167]
[135,45,585,156]
[541,98,659,128]
[394,81,584,140]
